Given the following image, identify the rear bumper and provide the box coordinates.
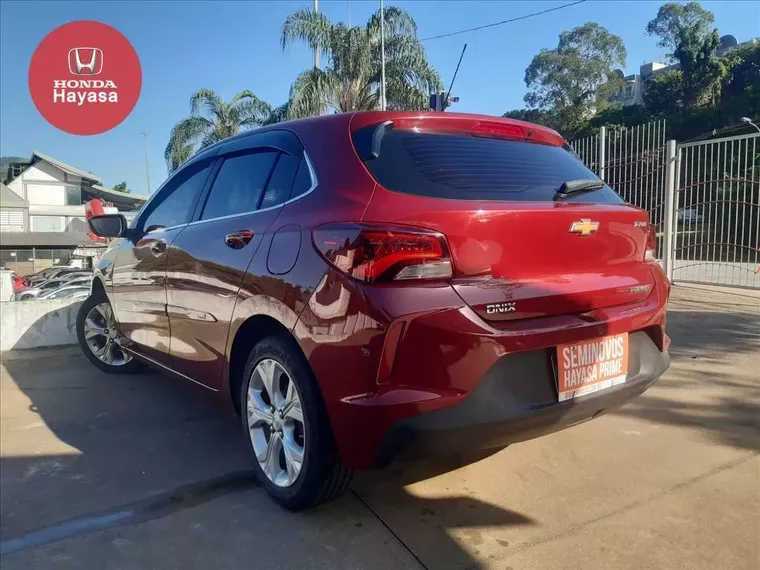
[375,331,669,466]
[298,266,671,469]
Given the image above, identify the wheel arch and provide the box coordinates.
[90,274,107,299]
[227,314,308,415]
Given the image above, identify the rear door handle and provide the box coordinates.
[150,239,167,256]
[225,230,254,249]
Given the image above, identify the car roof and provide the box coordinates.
[194,111,564,155]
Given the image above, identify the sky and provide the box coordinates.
[1,0,758,197]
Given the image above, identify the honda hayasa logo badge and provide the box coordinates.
[55,46,117,106]
[29,21,142,135]
[68,47,103,75]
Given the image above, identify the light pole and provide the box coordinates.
[314,0,320,69]
[141,128,151,195]
[740,117,760,133]
[380,0,386,110]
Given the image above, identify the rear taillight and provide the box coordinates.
[312,223,453,283]
[645,224,657,262]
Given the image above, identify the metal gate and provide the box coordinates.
[570,125,759,289]
[671,133,759,288]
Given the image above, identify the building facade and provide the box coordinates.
[0,151,146,274]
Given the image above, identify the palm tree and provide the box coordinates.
[281,6,442,118]
[164,89,272,172]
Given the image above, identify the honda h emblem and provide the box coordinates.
[68,48,103,76]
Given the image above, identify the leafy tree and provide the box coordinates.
[646,2,715,59]
[646,2,723,109]
[644,70,684,116]
[722,43,760,103]
[113,181,130,194]
[264,103,291,125]
[523,23,627,137]
[164,89,272,172]
[281,6,441,118]
[502,108,554,126]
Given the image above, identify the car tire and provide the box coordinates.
[76,292,143,374]
[241,335,352,511]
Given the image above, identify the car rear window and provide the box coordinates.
[352,126,623,203]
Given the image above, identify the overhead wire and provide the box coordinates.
[420,0,588,42]
[680,118,760,144]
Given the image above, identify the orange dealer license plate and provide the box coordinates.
[556,333,629,402]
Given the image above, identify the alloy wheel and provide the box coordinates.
[246,358,306,488]
[83,302,131,366]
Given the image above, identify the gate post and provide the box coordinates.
[599,126,606,181]
[662,140,678,282]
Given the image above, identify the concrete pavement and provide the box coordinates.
[1,284,758,569]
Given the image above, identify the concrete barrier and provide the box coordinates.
[0,299,83,351]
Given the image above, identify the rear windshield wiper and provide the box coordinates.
[367,120,393,160]
[554,179,605,200]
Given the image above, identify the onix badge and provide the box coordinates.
[569,218,600,236]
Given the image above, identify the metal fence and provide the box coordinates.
[672,133,759,288]
[570,123,759,289]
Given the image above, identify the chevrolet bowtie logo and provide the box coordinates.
[569,218,600,236]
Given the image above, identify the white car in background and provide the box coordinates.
[14,275,92,301]
[677,208,704,224]
[37,284,91,302]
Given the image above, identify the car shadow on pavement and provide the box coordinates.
[350,450,538,569]
[0,348,252,540]
[1,349,535,570]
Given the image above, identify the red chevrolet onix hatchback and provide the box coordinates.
[81,111,670,510]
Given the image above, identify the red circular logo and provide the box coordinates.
[28,21,142,136]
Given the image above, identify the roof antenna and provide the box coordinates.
[444,43,467,110]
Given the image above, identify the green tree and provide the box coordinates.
[264,103,291,125]
[502,108,554,125]
[646,2,723,109]
[113,181,130,194]
[164,89,272,172]
[523,23,627,138]
[281,6,441,118]
[644,70,684,116]
[722,43,760,103]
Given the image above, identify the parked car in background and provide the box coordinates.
[57,271,92,282]
[77,111,671,511]
[25,266,84,286]
[15,275,92,301]
[677,208,704,224]
[38,284,91,302]
[11,272,28,293]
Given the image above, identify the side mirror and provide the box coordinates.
[88,214,127,238]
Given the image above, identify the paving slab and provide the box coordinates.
[489,455,759,570]
[1,489,421,570]
[1,284,758,569]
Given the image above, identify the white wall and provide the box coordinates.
[6,177,23,198]
[0,299,82,350]
[24,161,62,182]
[30,215,65,232]
[8,162,72,206]
[26,184,66,206]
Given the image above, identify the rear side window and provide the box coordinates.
[201,152,277,220]
[290,158,313,200]
[353,127,623,203]
[260,153,299,210]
